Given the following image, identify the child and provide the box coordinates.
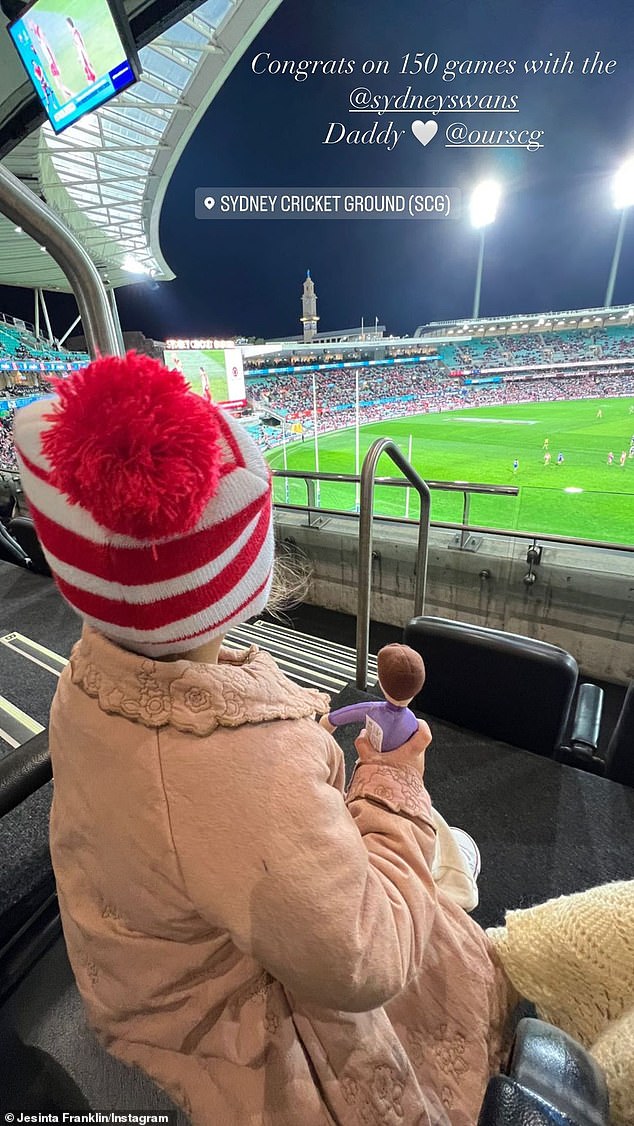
[13,353,632,1126]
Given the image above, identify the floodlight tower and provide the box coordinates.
[605,158,634,307]
[469,180,501,319]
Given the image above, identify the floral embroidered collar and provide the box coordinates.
[70,626,330,735]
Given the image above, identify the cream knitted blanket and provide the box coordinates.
[488,880,634,1126]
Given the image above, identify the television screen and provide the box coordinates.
[163,348,247,409]
[9,0,139,134]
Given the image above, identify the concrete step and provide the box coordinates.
[226,619,378,695]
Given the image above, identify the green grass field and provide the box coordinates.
[267,398,634,544]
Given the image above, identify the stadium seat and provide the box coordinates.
[0,732,56,1005]
[602,681,634,787]
[0,520,30,567]
[7,515,51,576]
[478,1018,610,1126]
[556,681,634,788]
[403,616,579,756]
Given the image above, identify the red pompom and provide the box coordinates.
[42,352,224,539]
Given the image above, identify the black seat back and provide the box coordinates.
[479,1017,610,1126]
[604,681,634,787]
[404,616,578,756]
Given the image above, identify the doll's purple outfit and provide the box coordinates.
[328,701,418,752]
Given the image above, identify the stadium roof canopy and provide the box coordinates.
[415,305,634,338]
[0,0,282,292]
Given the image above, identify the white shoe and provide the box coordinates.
[449,827,481,881]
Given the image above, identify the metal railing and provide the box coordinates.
[355,440,431,689]
[275,498,634,554]
[271,467,634,553]
[273,467,518,529]
[0,164,120,360]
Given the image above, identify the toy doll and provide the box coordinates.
[319,643,425,752]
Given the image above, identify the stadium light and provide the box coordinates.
[612,158,634,209]
[605,158,634,306]
[469,180,502,319]
[469,180,501,229]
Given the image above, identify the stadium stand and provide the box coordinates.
[425,322,634,371]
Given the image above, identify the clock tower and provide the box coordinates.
[300,270,319,342]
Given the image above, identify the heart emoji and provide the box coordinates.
[411,120,438,147]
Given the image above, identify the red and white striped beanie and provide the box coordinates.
[13,352,274,657]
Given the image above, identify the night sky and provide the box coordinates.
[6,0,634,341]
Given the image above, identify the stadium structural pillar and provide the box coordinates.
[473,229,486,320]
[58,314,82,349]
[108,289,126,356]
[0,162,121,358]
[605,207,629,308]
[38,289,53,345]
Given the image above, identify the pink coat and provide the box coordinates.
[48,627,516,1125]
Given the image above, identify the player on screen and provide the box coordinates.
[30,52,54,109]
[66,18,97,84]
[29,20,73,101]
[512,458,519,473]
[199,366,212,402]
[556,452,564,465]
[607,451,614,465]
[619,450,627,467]
[596,408,603,419]
[543,451,551,466]
[542,437,549,449]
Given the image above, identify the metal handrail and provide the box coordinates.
[0,164,120,360]
[272,467,634,553]
[274,499,634,554]
[356,440,431,689]
[273,468,518,496]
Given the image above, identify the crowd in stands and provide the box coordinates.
[0,405,17,469]
[246,364,634,450]
[245,326,634,390]
[437,324,634,371]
